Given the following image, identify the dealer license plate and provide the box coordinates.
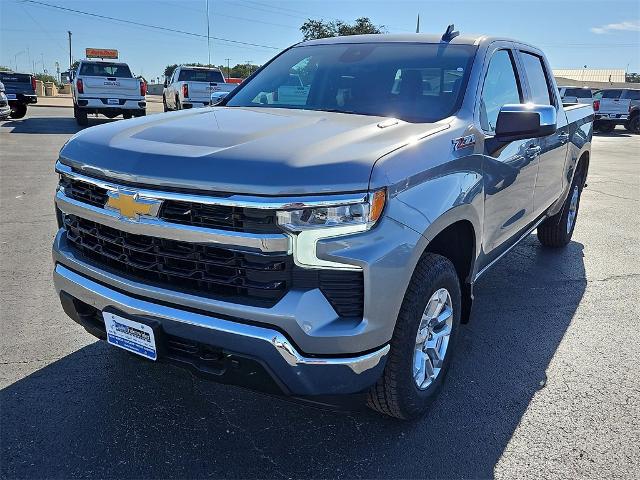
[103,312,157,360]
[107,98,119,105]
[6,94,16,100]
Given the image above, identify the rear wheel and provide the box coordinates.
[163,96,169,112]
[595,121,615,133]
[627,115,640,134]
[175,96,181,110]
[9,103,27,119]
[133,109,146,117]
[74,106,88,126]
[123,112,132,119]
[537,166,584,248]
[367,253,461,420]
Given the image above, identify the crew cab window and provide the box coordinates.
[79,62,132,78]
[519,52,553,105]
[479,49,522,131]
[178,69,225,83]
[226,43,476,123]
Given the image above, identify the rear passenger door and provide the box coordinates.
[479,46,539,259]
[517,49,569,215]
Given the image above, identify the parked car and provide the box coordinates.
[0,71,37,119]
[70,60,146,126]
[163,66,236,111]
[0,81,11,120]
[558,86,593,105]
[53,29,593,419]
[593,88,640,133]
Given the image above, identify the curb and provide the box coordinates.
[32,103,73,108]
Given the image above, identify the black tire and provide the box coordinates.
[537,166,585,248]
[367,253,461,420]
[627,115,640,134]
[74,106,88,126]
[163,96,169,112]
[134,109,146,117]
[9,103,27,119]
[175,96,181,110]
[123,112,132,119]
[595,121,615,133]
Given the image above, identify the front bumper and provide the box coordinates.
[53,262,389,396]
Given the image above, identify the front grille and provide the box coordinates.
[61,176,280,233]
[64,214,291,306]
[160,201,278,233]
[61,176,109,208]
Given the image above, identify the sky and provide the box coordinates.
[1,0,639,82]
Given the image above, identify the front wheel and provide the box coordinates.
[537,167,584,248]
[9,103,27,119]
[367,253,461,420]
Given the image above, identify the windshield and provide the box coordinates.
[80,62,132,78]
[226,43,476,123]
[178,69,225,83]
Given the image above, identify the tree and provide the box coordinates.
[626,73,640,84]
[300,17,385,41]
[0,65,11,72]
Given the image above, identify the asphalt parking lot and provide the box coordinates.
[1,106,639,479]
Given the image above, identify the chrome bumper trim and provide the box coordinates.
[55,190,290,253]
[54,263,389,394]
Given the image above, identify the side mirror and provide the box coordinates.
[495,104,557,141]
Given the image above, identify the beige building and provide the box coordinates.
[552,69,636,89]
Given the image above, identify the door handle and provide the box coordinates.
[558,132,570,143]
[525,145,541,158]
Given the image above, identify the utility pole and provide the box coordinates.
[68,31,72,70]
[206,0,211,66]
[41,53,46,73]
[245,60,252,76]
[416,14,420,33]
[225,58,230,78]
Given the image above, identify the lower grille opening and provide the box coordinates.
[62,214,365,318]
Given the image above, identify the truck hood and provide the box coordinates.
[60,107,447,195]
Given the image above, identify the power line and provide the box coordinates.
[20,0,282,50]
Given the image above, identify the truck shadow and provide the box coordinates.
[0,116,116,134]
[0,235,586,479]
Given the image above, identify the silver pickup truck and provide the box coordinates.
[53,30,593,419]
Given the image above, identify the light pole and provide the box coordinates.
[68,31,72,70]
[206,0,211,66]
[13,50,25,72]
[225,58,230,78]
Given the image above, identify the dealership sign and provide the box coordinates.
[85,48,118,59]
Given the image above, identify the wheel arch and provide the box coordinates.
[421,207,481,323]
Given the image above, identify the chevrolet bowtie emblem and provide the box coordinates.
[105,190,162,220]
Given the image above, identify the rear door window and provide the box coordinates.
[479,49,522,132]
[623,90,640,100]
[519,52,554,105]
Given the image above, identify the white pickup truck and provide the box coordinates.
[71,60,146,126]
[163,66,235,111]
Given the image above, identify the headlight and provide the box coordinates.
[276,189,386,232]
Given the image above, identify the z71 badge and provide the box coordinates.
[452,134,476,151]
